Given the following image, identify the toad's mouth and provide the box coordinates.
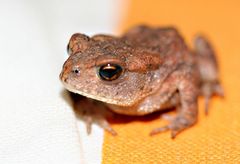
[61,81,135,107]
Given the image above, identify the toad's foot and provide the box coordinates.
[194,35,224,114]
[201,82,224,115]
[150,113,196,139]
[149,63,199,139]
[72,94,117,136]
[83,113,117,136]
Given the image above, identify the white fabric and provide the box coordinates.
[0,0,122,163]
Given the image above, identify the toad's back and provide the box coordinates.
[122,26,189,59]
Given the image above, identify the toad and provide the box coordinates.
[60,25,223,138]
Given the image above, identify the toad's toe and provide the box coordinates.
[150,115,196,139]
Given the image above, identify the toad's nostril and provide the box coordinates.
[72,67,80,75]
[74,69,80,74]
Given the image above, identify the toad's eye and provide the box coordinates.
[98,64,123,81]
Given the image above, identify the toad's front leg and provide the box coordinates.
[150,65,199,138]
[70,93,117,136]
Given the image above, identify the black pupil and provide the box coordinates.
[99,64,122,81]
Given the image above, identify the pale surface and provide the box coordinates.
[0,0,122,163]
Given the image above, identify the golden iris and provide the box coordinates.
[99,64,123,81]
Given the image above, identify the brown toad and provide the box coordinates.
[60,25,224,138]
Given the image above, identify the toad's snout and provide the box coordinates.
[59,62,71,83]
[59,70,68,83]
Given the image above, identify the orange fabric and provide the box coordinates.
[102,0,240,163]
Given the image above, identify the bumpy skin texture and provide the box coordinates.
[60,25,223,138]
